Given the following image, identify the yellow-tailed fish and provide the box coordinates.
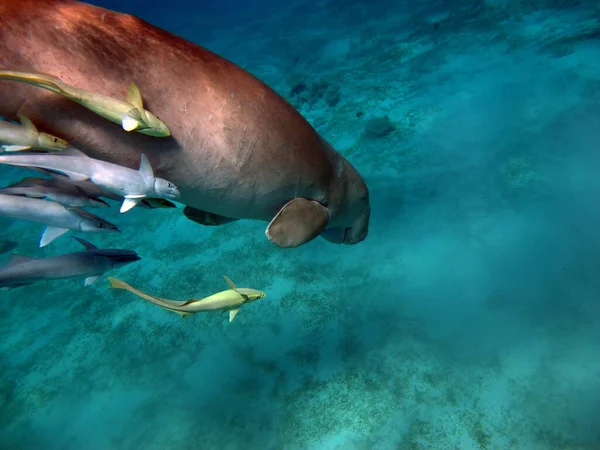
[108,275,266,322]
[0,70,171,137]
[0,115,68,152]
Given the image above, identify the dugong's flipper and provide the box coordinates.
[183,207,239,226]
[265,198,329,248]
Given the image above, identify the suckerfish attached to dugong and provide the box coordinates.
[0,71,171,137]
[0,176,110,208]
[0,193,119,247]
[1,114,69,152]
[0,147,181,213]
[0,0,370,248]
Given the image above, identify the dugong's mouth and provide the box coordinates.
[321,227,367,245]
[343,226,368,245]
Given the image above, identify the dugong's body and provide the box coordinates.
[0,0,370,247]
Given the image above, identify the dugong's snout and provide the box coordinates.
[341,157,370,245]
[320,212,369,244]
[320,150,371,245]
[345,201,370,244]
[321,173,370,245]
[337,189,370,245]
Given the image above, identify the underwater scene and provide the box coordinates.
[1,0,599,448]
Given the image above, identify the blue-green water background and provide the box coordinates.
[1,0,600,448]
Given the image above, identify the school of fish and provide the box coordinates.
[0,76,266,322]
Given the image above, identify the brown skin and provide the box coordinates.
[0,0,370,246]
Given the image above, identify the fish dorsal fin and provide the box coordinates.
[7,254,36,266]
[40,226,69,247]
[223,275,237,291]
[73,236,97,250]
[18,114,38,133]
[123,84,147,131]
[138,154,154,181]
[229,308,240,322]
[223,275,248,301]
[126,83,144,110]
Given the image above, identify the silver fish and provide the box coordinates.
[0,176,109,208]
[0,114,68,152]
[0,193,119,247]
[0,147,180,213]
[0,236,140,289]
[27,169,178,210]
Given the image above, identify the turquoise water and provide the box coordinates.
[1,0,600,448]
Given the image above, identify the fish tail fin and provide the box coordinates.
[107,277,185,307]
[0,70,68,96]
[107,276,133,292]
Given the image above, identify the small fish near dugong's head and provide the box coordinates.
[153,178,180,200]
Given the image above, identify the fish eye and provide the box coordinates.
[98,223,104,228]
[54,138,59,142]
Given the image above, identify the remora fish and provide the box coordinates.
[0,236,140,289]
[0,70,170,137]
[0,193,119,247]
[0,147,180,213]
[29,169,177,209]
[0,114,68,152]
[0,176,109,208]
[108,276,266,322]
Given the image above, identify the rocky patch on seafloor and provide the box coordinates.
[287,74,342,110]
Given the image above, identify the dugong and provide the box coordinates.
[0,0,370,248]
